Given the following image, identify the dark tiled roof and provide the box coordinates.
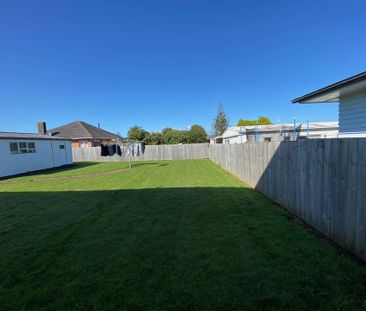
[0,132,71,140]
[48,121,122,140]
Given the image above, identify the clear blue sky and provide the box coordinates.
[1,0,365,136]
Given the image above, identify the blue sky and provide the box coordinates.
[1,0,365,136]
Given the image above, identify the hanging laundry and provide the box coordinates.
[108,145,115,156]
[133,143,139,156]
[131,144,134,157]
[140,142,145,155]
[100,144,109,156]
[126,144,133,157]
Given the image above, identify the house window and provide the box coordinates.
[9,141,36,154]
[59,145,65,149]
[28,142,36,153]
[19,142,28,153]
[264,137,272,142]
[10,142,19,154]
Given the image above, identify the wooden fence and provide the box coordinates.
[72,143,209,162]
[210,139,366,261]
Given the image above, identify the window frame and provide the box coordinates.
[28,142,36,153]
[9,141,36,154]
[9,142,19,154]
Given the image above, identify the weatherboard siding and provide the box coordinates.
[339,91,366,134]
[0,139,73,178]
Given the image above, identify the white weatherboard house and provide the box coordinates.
[293,71,366,137]
[0,122,72,178]
[220,122,338,144]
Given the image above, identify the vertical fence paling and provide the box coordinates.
[209,139,366,261]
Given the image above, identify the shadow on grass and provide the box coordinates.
[0,162,99,180]
[131,161,169,168]
[1,187,366,310]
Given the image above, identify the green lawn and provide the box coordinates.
[1,160,365,310]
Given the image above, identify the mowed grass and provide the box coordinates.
[0,160,366,310]
[2,161,130,182]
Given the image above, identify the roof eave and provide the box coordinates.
[292,71,366,104]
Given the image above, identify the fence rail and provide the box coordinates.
[72,143,209,162]
[210,139,366,261]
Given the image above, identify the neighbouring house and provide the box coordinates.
[208,135,223,144]
[0,122,72,178]
[296,122,339,139]
[218,122,338,144]
[48,121,122,148]
[292,71,366,137]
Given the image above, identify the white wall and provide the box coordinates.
[339,91,366,134]
[223,136,243,144]
[222,127,247,144]
[298,128,339,139]
[223,126,339,143]
[0,139,72,178]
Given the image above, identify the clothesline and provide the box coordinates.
[100,142,145,157]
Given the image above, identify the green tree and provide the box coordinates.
[188,124,208,143]
[237,119,256,126]
[257,116,272,125]
[180,130,190,144]
[127,125,149,141]
[161,128,190,144]
[146,132,163,145]
[212,103,229,136]
[161,128,174,144]
[237,116,272,126]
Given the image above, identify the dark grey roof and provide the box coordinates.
[48,121,122,140]
[292,71,366,103]
[0,132,71,140]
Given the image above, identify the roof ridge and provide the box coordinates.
[78,121,93,137]
[48,120,121,140]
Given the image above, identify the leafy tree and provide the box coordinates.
[161,127,190,144]
[146,132,163,145]
[161,128,174,144]
[212,103,229,136]
[129,124,208,145]
[127,125,149,141]
[237,119,256,126]
[180,130,190,144]
[188,124,208,143]
[237,116,272,126]
[258,116,272,125]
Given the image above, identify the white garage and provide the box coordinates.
[0,132,72,178]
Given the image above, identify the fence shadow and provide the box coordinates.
[210,139,366,261]
[1,187,366,309]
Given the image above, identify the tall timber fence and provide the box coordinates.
[210,139,366,261]
[72,143,209,162]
